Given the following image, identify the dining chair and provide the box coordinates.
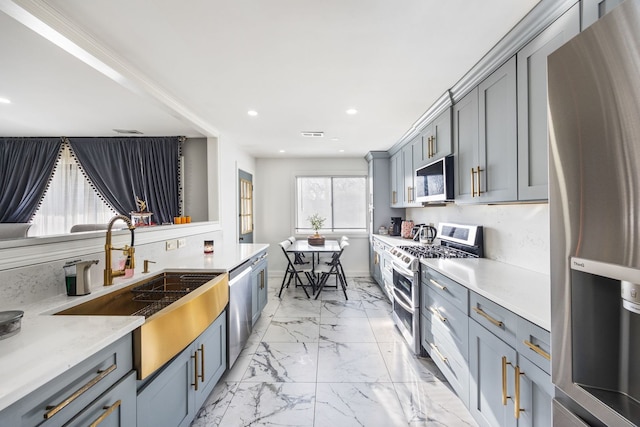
[313,240,349,299]
[278,240,316,298]
[287,236,309,265]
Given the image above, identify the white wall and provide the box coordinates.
[406,203,549,274]
[255,157,370,276]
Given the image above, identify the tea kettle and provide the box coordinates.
[418,225,437,244]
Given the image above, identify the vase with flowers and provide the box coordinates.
[307,213,326,246]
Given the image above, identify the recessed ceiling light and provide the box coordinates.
[247,110,258,116]
[301,131,324,138]
[0,98,11,104]
[113,128,143,135]
[330,137,339,142]
[339,149,345,153]
[346,108,358,115]
[279,149,286,153]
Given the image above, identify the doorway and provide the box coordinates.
[238,169,253,243]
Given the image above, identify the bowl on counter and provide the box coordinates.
[0,310,24,339]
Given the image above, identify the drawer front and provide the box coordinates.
[422,267,468,311]
[66,370,137,427]
[9,334,133,427]
[517,317,551,374]
[469,292,517,347]
[422,315,469,408]
[422,285,469,359]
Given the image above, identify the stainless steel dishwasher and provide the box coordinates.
[228,261,253,367]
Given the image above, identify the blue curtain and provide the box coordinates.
[69,137,180,225]
[0,137,62,223]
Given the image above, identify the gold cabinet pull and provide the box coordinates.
[514,366,525,419]
[392,190,397,205]
[523,339,551,361]
[430,136,436,158]
[199,344,205,382]
[429,342,448,363]
[473,306,504,328]
[45,364,117,419]
[471,168,475,197]
[89,400,122,427]
[502,356,512,405]
[260,270,265,290]
[429,306,447,323]
[191,350,200,390]
[476,166,483,195]
[429,278,447,291]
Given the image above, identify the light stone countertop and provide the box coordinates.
[0,243,268,411]
[371,234,550,331]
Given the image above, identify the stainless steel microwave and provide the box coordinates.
[415,155,454,203]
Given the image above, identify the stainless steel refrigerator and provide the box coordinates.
[549,0,640,425]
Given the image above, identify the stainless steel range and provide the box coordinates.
[387,222,483,354]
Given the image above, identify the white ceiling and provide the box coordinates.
[0,0,540,157]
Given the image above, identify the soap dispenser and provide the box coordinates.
[64,260,99,296]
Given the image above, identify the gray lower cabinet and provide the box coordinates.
[251,252,268,325]
[517,3,580,201]
[66,371,137,427]
[137,312,226,427]
[581,0,624,30]
[0,334,134,427]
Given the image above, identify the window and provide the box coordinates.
[239,177,253,234]
[295,176,367,233]
[30,144,116,236]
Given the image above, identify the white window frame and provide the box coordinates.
[294,174,368,236]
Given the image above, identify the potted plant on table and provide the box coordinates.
[307,213,326,246]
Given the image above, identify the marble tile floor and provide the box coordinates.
[191,276,477,427]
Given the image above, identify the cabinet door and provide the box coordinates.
[258,262,268,313]
[137,345,194,427]
[431,107,453,161]
[478,56,518,203]
[454,88,479,203]
[516,356,553,427]
[66,371,137,427]
[581,0,624,30]
[194,313,227,411]
[390,152,402,207]
[469,319,518,427]
[402,140,420,206]
[517,4,579,200]
[416,123,433,169]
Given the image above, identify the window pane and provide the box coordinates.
[296,177,332,230]
[333,177,366,229]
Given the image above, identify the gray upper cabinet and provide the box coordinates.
[455,57,517,203]
[418,107,453,168]
[454,88,479,202]
[402,138,421,207]
[390,151,402,208]
[478,56,518,203]
[581,0,624,30]
[517,3,580,201]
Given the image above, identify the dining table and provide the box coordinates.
[286,239,340,271]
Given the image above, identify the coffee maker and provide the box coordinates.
[390,217,402,236]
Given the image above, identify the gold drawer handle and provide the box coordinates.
[429,306,447,323]
[429,278,447,291]
[429,343,448,363]
[199,344,205,382]
[523,339,551,361]
[45,364,117,419]
[473,306,504,328]
[89,400,122,427]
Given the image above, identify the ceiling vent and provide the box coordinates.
[113,128,144,135]
[300,131,324,138]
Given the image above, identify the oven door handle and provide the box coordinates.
[392,261,414,278]
[393,288,415,313]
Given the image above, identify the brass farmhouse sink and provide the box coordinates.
[57,272,229,379]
